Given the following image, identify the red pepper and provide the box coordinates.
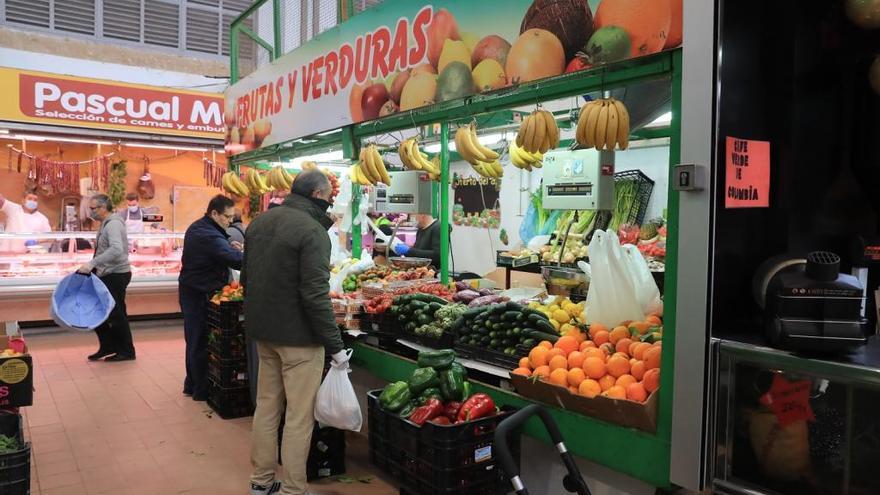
[410,398,443,426]
[456,393,495,423]
[443,401,462,420]
[429,416,451,425]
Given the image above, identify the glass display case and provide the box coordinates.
[712,338,880,495]
[0,231,185,322]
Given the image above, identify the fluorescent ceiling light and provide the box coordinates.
[423,133,503,153]
[125,143,211,152]
[317,129,341,137]
[0,134,114,145]
[646,112,672,128]
[289,150,344,168]
[0,129,8,134]
[424,141,456,153]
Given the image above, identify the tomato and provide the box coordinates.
[565,57,592,73]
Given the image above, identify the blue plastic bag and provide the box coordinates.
[519,202,539,245]
[50,273,115,331]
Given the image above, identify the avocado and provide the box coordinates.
[436,62,475,103]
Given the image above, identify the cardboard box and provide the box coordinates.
[510,373,658,433]
[0,355,33,408]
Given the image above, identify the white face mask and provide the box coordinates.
[24,200,37,211]
[128,206,139,213]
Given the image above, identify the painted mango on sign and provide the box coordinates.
[224,0,682,155]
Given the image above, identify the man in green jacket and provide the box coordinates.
[242,169,347,495]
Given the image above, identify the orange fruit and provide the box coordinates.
[643,368,660,392]
[533,365,551,380]
[606,355,631,378]
[595,0,672,58]
[582,357,606,379]
[583,348,605,361]
[578,379,601,398]
[644,346,662,370]
[506,28,566,84]
[518,357,531,370]
[664,0,682,48]
[631,342,651,360]
[598,374,616,392]
[609,326,630,345]
[547,348,566,361]
[646,314,662,326]
[529,347,549,368]
[593,330,610,345]
[588,323,608,340]
[612,352,629,361]
[539,340,553,350]
[549,355,569,372]
[615,338,633,356]
[600,343,616,356]
[579,340,596,352]
[615,374,637,389]
[568,386,579,394]
[554,336,579,357]
[631,360,646,380]
[567,351,586,370]
[512,367,531,377]
[629,321,653,335]
[549,368,569,387]
[567,368,586,387]
[602,385,627,399]
[627,382,648,402]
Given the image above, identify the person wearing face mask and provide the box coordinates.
[0,190,52,253]
[241,170,347,495]
[387,213,447,269]
[178,195,244,402]
[122,192,146,234]
[77,194,136,361]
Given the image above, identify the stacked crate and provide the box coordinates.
[206,301,253,419]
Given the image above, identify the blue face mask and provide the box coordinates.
[24,200,37,211]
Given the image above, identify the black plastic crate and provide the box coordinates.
[207,380,253,419]
[207,326,246,360]
[0,414,29,495]
[607,169,655,231]
[393,450,514,495]
[207,354,248,388]
[206,301,244,332]
[452,342,523,370]
[307,426,346,481]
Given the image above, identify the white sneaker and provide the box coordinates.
[250,480,281,495]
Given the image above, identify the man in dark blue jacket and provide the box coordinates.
[179,195,243,401]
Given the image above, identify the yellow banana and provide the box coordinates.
[459,126,488,163]
[356,163,372,186]
[584,101,603,149]
[371,145,392,185]
[407,139,424,170]
[413,147,434,172]
[540,126,552,154]
[611,98,630,150]
[230,173,250,196]
[398,139,413,170]
[521,116,536,153]
[529,113,546,154]
[539,110,559,150]
[605,102,619,151]
[221,172,231,194]
[470,125,499,161]
[516,118,528,147]
[454,127,477,164]
[280,167,294,189]
[489,160,503,178]
[594,102,609,151]
[509,142,528,169]
[360,147,380,184]
[576,103,591,146]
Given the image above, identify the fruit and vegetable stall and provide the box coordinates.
[225,0,683,489]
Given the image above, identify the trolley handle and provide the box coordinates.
[495,404,591,495]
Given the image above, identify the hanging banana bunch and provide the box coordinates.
[244,167,272,195]
[349,144,391,186]
[516,109,559,154]
[301,160,318,171]
[221,171,250,197]
[265,166,294,191]
[455,124,503,179]
[508,141,543,171]
[398,137,441,181]
[575,98,630,151]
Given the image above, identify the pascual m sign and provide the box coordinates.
[0,67,225,139]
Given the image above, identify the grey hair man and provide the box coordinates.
[77,194,136,362]
[242,169,347,495]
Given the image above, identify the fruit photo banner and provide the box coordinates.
[452,172,501,228]
[225,0,682,155]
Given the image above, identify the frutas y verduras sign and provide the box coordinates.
[0,67,225,139]
[224,0,683,155]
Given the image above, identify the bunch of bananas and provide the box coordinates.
[244,168,272,195]
[265,166,295,191]
[509,141,543,171]
[455,124,503,179]
[576,98,630,151]
[221,171,250,197]
[350,144,391,186]
[398,138,441,180]
[516,110,560,154]
[301,161,318,171]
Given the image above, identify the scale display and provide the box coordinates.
[541,149,615,210]
[370,171,433,214]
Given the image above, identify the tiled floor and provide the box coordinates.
[21,323,397,495]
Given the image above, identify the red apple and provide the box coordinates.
[361,83,390,120]
[389,71,410,104]
[427,9,461,69]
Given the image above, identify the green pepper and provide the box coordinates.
[450,361,468,380]
[417,349,456,369]
[408,367,440,393]
[418,387,443,405]
[439,366,466,401]
[461,380,472,401]
[379,381,412,412]
[397,401,416,418]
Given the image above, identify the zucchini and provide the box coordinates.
[534,319,557,334]
[504,301,524,312]
[522,308,549,320]
[411,294,448,305]
[409,300,428,310]
[528,330,559,343]
[527,313,550,325]
[463,306,489,318]
[502,311,521,322]
[521,338,537,348]
[428,302,444,314]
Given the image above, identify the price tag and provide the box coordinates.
[759,374,815,427]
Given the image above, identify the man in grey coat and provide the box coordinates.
[77,194,136,361]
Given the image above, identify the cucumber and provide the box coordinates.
[411,294,449,305]
[428,302,444,314]
[463,306,489,318]
[534,319,557,334]
[522,308,549,320]
[527,313,550,325]
[528,330,559,343]
[501,311,521,322]
[504,301,524,312]
[521,338,537,348]
[409,300,428,310]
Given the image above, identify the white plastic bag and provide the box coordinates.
[314,349,363,431]
[584,230,644,328]
[621,244,663,316]
[527,234,552,252]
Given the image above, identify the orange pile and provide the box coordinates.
[511,315,662,403]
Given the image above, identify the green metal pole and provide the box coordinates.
[440,123,450,284]
[272,0,282,59]
[342,126,362,255]
[431,181,439,218]
[230,24,239,84]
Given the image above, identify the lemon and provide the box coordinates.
[438,39,471,74]
[472,59,506,92]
